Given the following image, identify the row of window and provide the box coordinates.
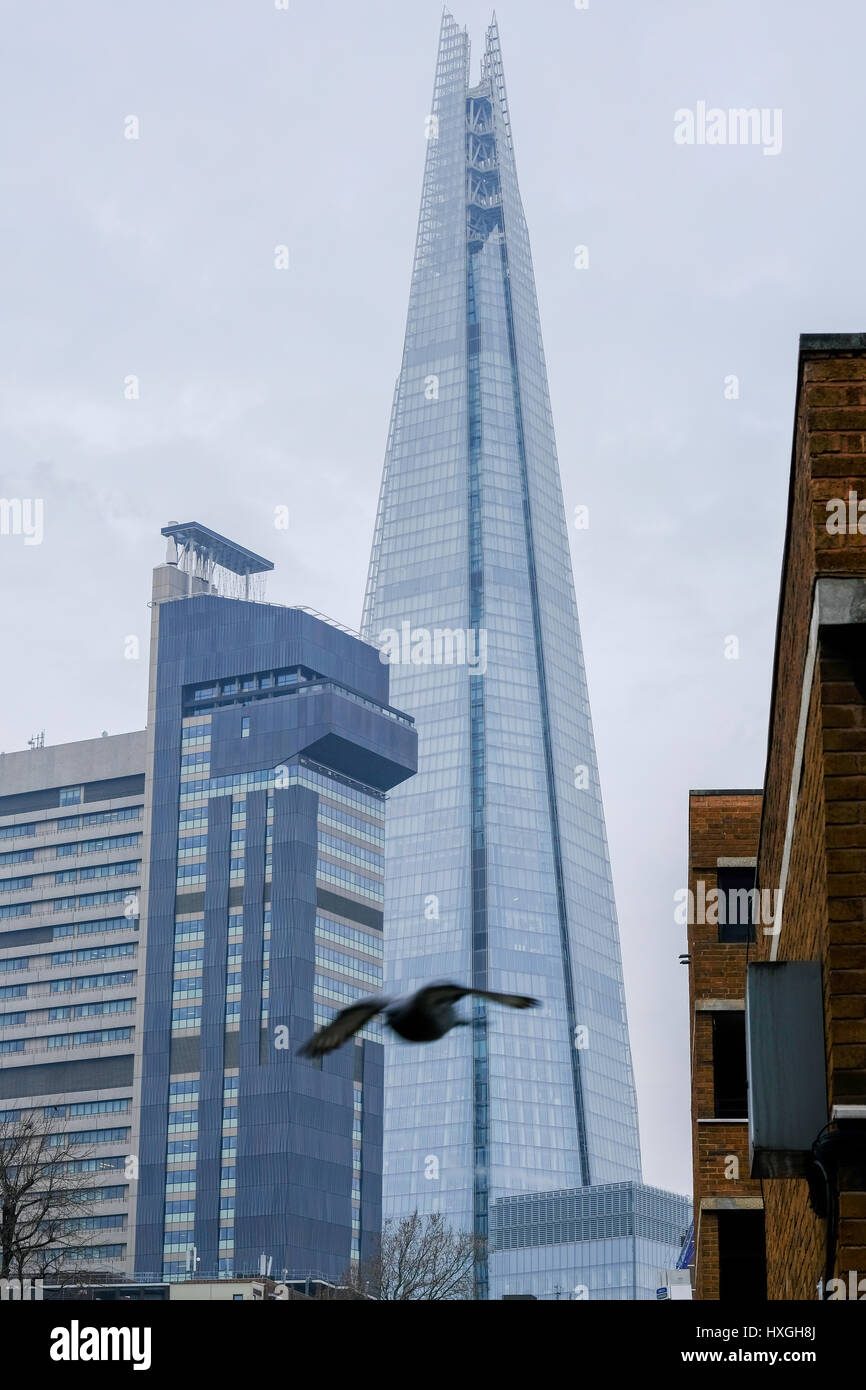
[167,1080,237,1103]
[316,945,381,988]
[0,1099,130,1122]
[47,1098,131,1120]
[0,795,131,845]
[315,915,383,958]
[45,1126,130,1147]
[62,1214,126,1232]
[178,760,385,822]
[0,849,34,866]
[0,887,136,919]
[0,1026,133,1054]
[189,668,305,706]
[56,833,141,858]
[0,997,133,1027]
[316,860,384,903]
[48,969,135,995]
[170,1003,245,1030]
[42,1244,125,1261]
[54,859,139,885]
[318,804,384,847]
[51,942,136,966]
[318,830,384,873]
[61,1156,127,1175]
[0,940,136,975]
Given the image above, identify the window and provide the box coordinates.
[712,1011,748,1119]
[5,840,38,871]
[241,717,250,739]
[169,1082,200,1102]
[70,1099,130,1116]
[717,1211,766,1301]
[0,903,31,919]
[0,824,35,839]
[59,787,83,806]
[0,876,33,892]
[717,868,757,943]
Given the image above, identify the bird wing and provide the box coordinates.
[412,983,540,1011]
[412,983,473,1009]
[297,995,388,1057]
[470,989,540,1010]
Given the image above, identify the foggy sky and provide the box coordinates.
[2,0,864,1197]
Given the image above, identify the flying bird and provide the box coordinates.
[298,982,540,1058]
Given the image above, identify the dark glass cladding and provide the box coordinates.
[135,594,416,1282]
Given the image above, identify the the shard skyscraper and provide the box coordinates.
[362,12,643,1297]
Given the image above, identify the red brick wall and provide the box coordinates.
[755,347,866,1298]
[688,792,762,1299]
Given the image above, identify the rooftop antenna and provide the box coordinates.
[27,731,45,751]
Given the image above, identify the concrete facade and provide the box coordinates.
[0,730,146,1278]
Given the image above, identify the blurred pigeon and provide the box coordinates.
[298,982,539,1057]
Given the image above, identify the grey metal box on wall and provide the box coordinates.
[746,961,828,1178]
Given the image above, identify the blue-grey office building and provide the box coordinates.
[491,1183,692,1301]
[362,13,645,1295]
[134,524,416,1281]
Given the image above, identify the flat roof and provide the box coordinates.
[799,332,866,353]
[161,522,274,575]
[688,788,763,797]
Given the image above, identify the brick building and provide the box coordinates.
[685,790,766,1300]
[686,334,866,1300]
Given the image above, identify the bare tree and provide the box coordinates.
[338,1211,480,1300]
[0,1109,108,1291]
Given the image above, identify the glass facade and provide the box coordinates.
[363,13,642,1295]
[490,1183,692,1301]
[135,583,416,1282]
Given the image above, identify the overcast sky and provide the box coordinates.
[2,0,864,1198]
